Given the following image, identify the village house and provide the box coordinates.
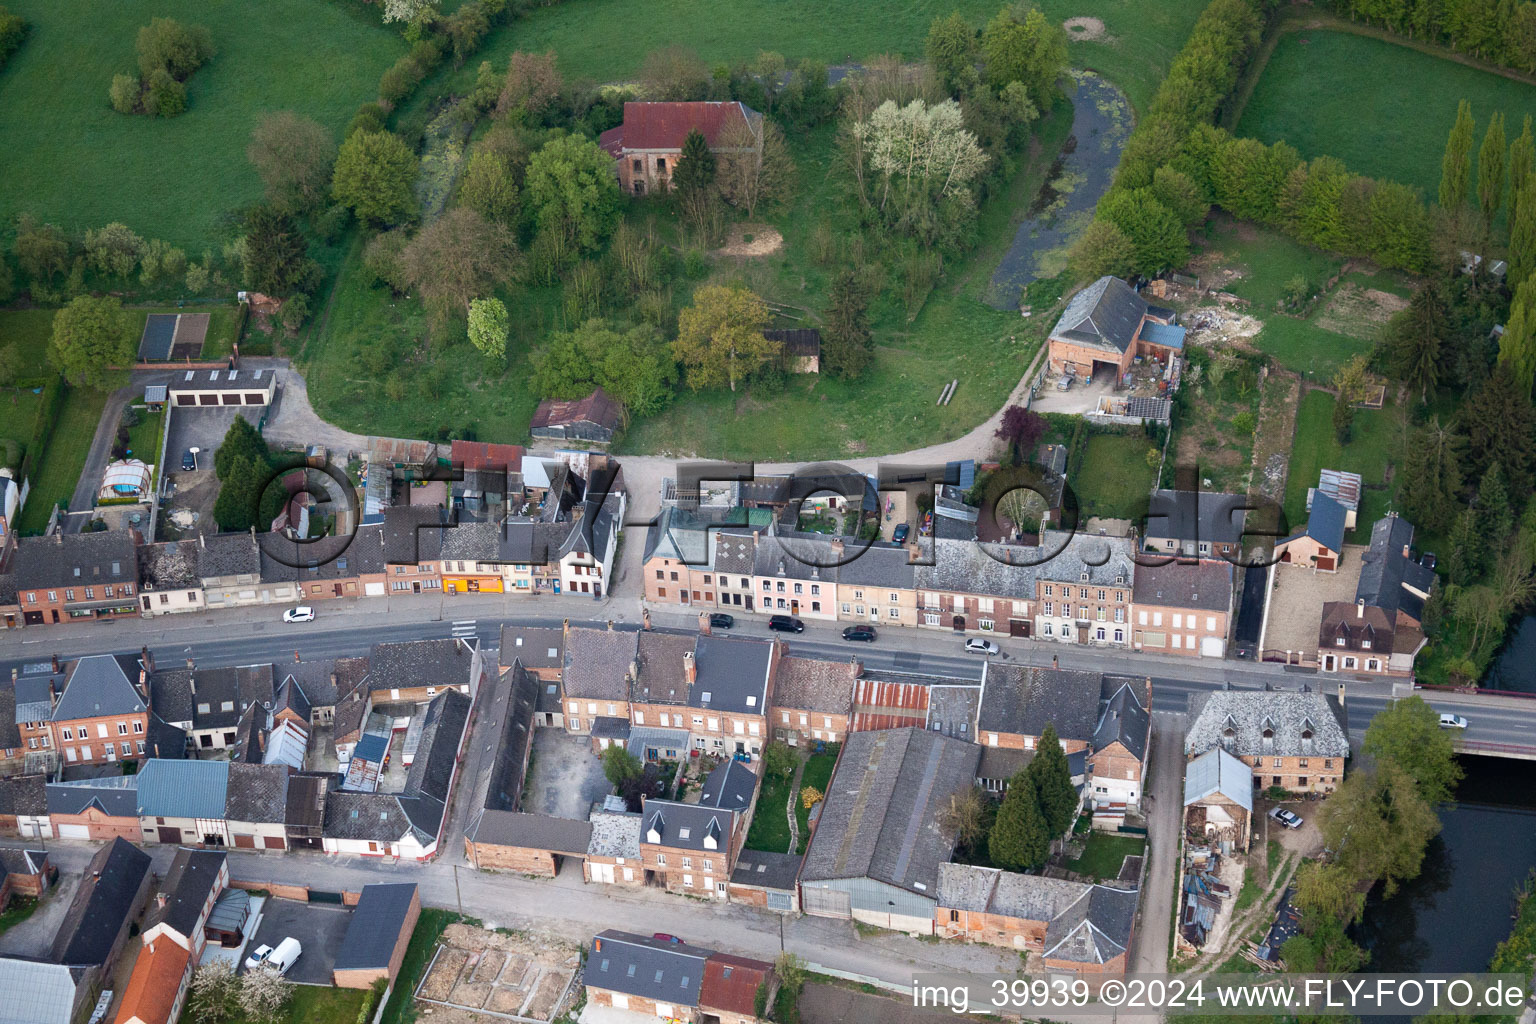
[112,935,191,1024]
[1183,746,1254,850]
[11,530,139,625]
[1317,514,1435,676]
[52,654,150,766]
[1273,492,1347,572]
[139,848,228,958]
[223,762,293,850]
[584,931,710,1019]
[753,532,838,621]
[9,669,59,772]
[835,543,919,628]
[136,759,232,847]
[584,805,645,886]
[639,759,754,898]
[46,776,141,841]
[1310,468,1363,531]
[598,101,762,196]
[1143,489,1250,562]
[1047,275,1184,381]
[1130,560,1233,658]
[0,848,49,912]
[136,539,205,616]
[0,774,48,838]
[727,848,802,912]
[771,655,856,746]
[561,625,637,736]
[1185,687,1350,794]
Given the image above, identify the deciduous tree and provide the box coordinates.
[532,319,677,418]
[248,111,337,213]
[639,44,711,101]
[382,0,440,24]
[981,3,1066,110]
[672,285,776,392]
[332,129,419,227]
[1511,175,1536,288]
[1097,188,1188,274]
[1362,696,1463,804]
[1510,115,1535,212]
[400,208,519,320]
[48,296,133,390]
[1318,758,1441,899]
[1478,111,1507,236]
[926,11,977,96]
[83,222,145,280]
[1067,219,1137,280]
[995,404,1046,464]
[601,745,643,788]
[717,119,795,218]
[467,297,508,361]
[524,133,622,252]
[14,216,70,286]
[457,148,520,225]
[496,51,562,119]
[189,960,240,1023]
[1439,99,1475,216]
[1331,354,1370,443]
[136,17,213,80]
[762,741,797,782]
[820,270,873,381]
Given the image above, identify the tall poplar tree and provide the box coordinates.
[1439,100,1475,217]
[1477,112,1507,236]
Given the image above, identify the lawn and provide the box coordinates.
[1235,28,1536,199]
[744,770,795,854]
[0,389,42,469]
[1073,433,1157,520]
[1171,347,1263,494]
[795,745,839,854]
[0,309,57,381]
[1063,832,1145,881]
[380,907,457,1024]
[1282,388,1407,542]
[123,404,166,471]
[0,896,38,937]
[14,386,108,534]
[227,986,368,1024]
[0,0,404,250]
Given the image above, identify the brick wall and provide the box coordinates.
[1242,753,1342,794]
[463,838,561,876]
[936,907,1048,950]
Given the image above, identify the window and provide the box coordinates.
[1114,629,1124,642]
[924,613,939,626]
[889,592,898,602]
[1044,584,1053,596]
[793,583,802,595]
[761,581,771,592]
[47,591,56,602]
[1173,613,1183,628]
[979,619,994,631]
[1273,758,1282,768]
[117,722,127,735]
[1335,637,1346,647]
[656,853,666,865]
[61,728,72,740]
[1206,616,1217,631]
[889,607,899,618]
[842,603,851,614]
[1097,590,1105,601]
[1299,759,1309,768]
[133,721,143,733]
[776,581,786,593]
[683,874,693,888]
[681,857,692,868]
[120,742,131,756]
[1361,639,1372,649]
[655,570,663,580]
[810,584,820,596]
[634,712,645,725]
[65,589,74,601]
[703,575,711,584]
[1044,602,1053,617]
[670,571,678,582]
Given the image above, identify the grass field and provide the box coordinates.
[0,390,42,469]
[380,908,457,1024]
[1282,388,1407,541]
[1236,29,1536,199]
[1073,433,1157,520]
[15,387,108,534]
[1063,832,1144,881]
[744,770,794,853]
[795,745,839,854]
[0,0,404,250]
[0,309,58,380]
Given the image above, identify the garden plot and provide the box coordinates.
[415,922,579,1022]
[1312,283,1407,341]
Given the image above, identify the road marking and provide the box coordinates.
[452,620,476,627]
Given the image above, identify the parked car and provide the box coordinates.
[1268,807,1303,830]
[768,615,805,633]
[841,626,878,643]
[262,937,302,975]
[1421,551,1438,570]
[282,606,315,623]
[964,637,1001,656]
[1438,713,1469,730]
[892,523,910,543]
[244,944,273,971]
[708,613,735,629]
[181,450,196,471]
[1056,375,1073,391]
[652,933,683,944]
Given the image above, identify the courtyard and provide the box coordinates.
[1260,550,1366,662]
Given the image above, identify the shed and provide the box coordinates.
[764,328,821,373]
[333,883,421,989]
[1182,747,1253,849]
[530,388,622,446]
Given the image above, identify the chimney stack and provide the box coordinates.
[1337,682,1346,706]
[698,612,711,636]
[1356,598,1364,619]
[294,650,301,663]
[155,893,167,909]
[51,653,60,674]
[831,538,845,559]
[145,648,155,674]
[683,651,697,686]
[1051,655,1059,669]
[848,656,863,679]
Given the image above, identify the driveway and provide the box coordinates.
[0,871,78,956]
[241,897,351,986]
[249,361,369,456]
[67,383,136,513]
[524,728,613,820]
[1131,710,1185,973]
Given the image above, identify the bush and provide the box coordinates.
[147,68,187,117]
[108,73,141,114]
[683,248,708,278]
[0,6,28,69]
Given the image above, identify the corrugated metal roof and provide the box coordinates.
[0,960,78,1024]
[136,759,229,819]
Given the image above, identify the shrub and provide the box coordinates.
[108,73,141,114]
[348,102,389,138]
[0,6,28,68]
[147,68,187,117]
[683,248,708,278]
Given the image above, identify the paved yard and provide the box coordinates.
[1132,710,1184,973]
[241,897,351,986]
[1262,548,1366,657]
[524,728,613,820]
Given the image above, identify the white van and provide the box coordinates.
[263,937,303,975]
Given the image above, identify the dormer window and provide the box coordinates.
[1335,637,1346,646]
[1080,572,1089,582]
[679,828,691,840]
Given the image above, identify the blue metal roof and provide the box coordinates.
[354,733,389,764]
[1305,493,1347,553]
[136,759,229,819]
[947,460,976,491]
[1141,322,1186,350]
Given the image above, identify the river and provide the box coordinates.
[1487,615,1536,693]
[1355,757,1536,976]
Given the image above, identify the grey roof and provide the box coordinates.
[917,532,1133,602]
[334,884,418,971]
[591,716,631,740]
[499,625,565,669]
[323,789,411,842]
[147,713,188,760]
[937,864,1088,921]
[50,838,152,965]
[563,627,637,701]
[368,638,476,693]
[466,810,593,852]
[979,665,1102,742]
[0,960,82,1024]
[0,849,47,878]
[588,930,711,1007]
[642,505,711,564]
[976,745,1031,782]
[690,634,773,715]
[260,527,384,582]
[0,774,46,816]
[800,727,981,896]
[1132,560,1232,612]
[837,543,917,589]
[396,689,472,844]
[1093,679,1150,762]
[381,504,448,563]
[206,887,250,936]
[1356,514,1434,622]
[13,675,56,726]
[137,759,230,819]
[10,529,136,591]
[710,529,758,575]
[285,774,328,833]
[773,656,855,714]
[46,775,139,817]
[642,799,732,852]
[282,656,369,709]
[187,664,275,731]
[149,669,195,726]
[1185,689,1350,759]
[1145,490,1248,546]
[224,763,290,823]
[926,683,981,739]
[631,630,695,705]
[587,809,642,859]
[698,759,757,813]
[468,666,538,815]
[730,849,802,891]
[1183,747,1253,812]
[196,531,260,578]
[1043,884,1138,964]
[0,688,16,749]
[1049,276,1147,354]
[146,848,226,939]
[1284,492,1346,554]
[54,655,145,722]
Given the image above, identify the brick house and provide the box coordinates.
[1047,275,1183,381]
[754,534,836,621]
[1185,688,1350,794]
[585,931,711,1019]
[700,953,777,1024]
[835,544,918,628]
[584,807,645,886]
[46,776,142,841]
[0,774,47,838]
[1273,492,1347,572]
[52,655,150,765]
[112,936,191,1024]
[1317,514,1435,676]
[464,811,592,874]
[561,625,636,735]
[727,848,801,912]
[771,655,855,745]
[1131,560,1233,658]
[139,848,227,958]
[598,101,762,196]
[640,774,746,900]
[629,632,779,758]
[11,671,60,769]
[13,530,139,625]
[0,847,50,910]
[1030,533,1135,646]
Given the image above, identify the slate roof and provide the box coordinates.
[334,883,418,971]
[836,543,918,589]
[599,101,758,154]
[396,689,471,844]
[1049,277,1148,355]
[466,666,537,815]
[975,745,1031,782]
[14,675,56,726]
[926,683,980,739]
[800,727,981,897]
[146,848,226,939]
[136,760,230,819]
[1132,560,1232,612]
[730,849,802,891]
[10,529,136,591]
[499,625,565,670]
[1183,747,1253,812]
[699,953,773,1017]
[285,774,328,833]
[1283,492,1346,554]
[937,864,1088,922]
[631,630,695,705]
[917,533,1133,602]
[260,529,383,582]
[979,665,1102,742]
[753,532,838,584]
[466,810,593,853]
[587,809,642,859]
[381,505,447,564]
[283,656,369,709]
[772,656,855,714]
[1355,514,1434,622]
[146,714,189,761]
[1043,885,1138,964]
[711,529,758,575]
[368,638,477,693]
[1093,679,1150,762]
[690,634,773,715]
[1185,689,1350,759]
[642,799,732,853]
[195,531,260,579]
[224,763,290,824]
[562,627,637,702]
[323,790,411,842]
[588,930,711,1007]
[697,759,757,814]
[46,775,139,818]
[187,664,275,731]
[1319,601,1408,656]
[0,774,46,816]
[1145,490,1248,546]
[54,655,145,722]
[148,670,195,726]
[50,838,151,965]
[0,848,47,879]
[642,506,712,564]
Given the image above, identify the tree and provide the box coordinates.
[639,44,711,100]
[1510,116,1535,213]
[1512,175,1536,288]
[820,270,873,381]
[237,965,294,1023]
[1096,188,1189,274]
[1446,505,1485,588]
[1477,111,1507,236]
[83,222,145,279]
[497,50,562,119]
[136,17,213,80]
[673,285,777,392]
[243,206,309,296]
[1476,459,1514,544]
[214,416,271,482]
[1067,219,1137,280]
[1401,417,1465,533]
[49,296,133,389]
[673,129,717,236]
[524,133,622,252]
[1385,281,1448,401]
[1500,285,1536,392]
[926,12,977,95]
[189,960,241,1023]
[457,148,519,225]
[532,319,678,419]
[981,3,1067,110]
[800,784,823,809]
[363,228,413,294]
[762,741,797,782]
[382,0,440,23]
[213,454,268,532]
[995,404,1046,464]
[851,99,988,243]
[248,111,337,213]
[1362,696,1464,805]
[1291,860,1366,927]
[1318,758,1441,899]
[989,771,1049,871]
[938,785,993,857]
[717,119,795,218]
[1026,723,1078,837]
[109,73,140,114]
[400,207,520,319]
[14,216,70,285]
[466,297,509,361]
[1439,99,1475,216]
[1331,354,1370,443]
[997,485,1046,537]
[332,129,419,226]
[1462,364,1536,495]
[601,745,643,788]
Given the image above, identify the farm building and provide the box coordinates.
[530,388,622,446]
[598,101,762,196]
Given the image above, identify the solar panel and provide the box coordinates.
[137,314,178,361]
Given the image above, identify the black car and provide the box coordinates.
[892,523,910,543]
[841,626,878,642]
[768,615,805,633]
[181,450,196,471]
[709,613,735,629]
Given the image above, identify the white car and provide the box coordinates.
[1268,807,1303,830]
[1438,713,1469,730]
[244,944,274,970]
[964,638,1001,656]
[283,606,315,623]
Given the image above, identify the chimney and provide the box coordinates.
[1356,598,1364,619]
[1337,682,1346,706]
[155,892,167,909]
[683,651,697,686]
[848,656,863,679]
[698,612,711,636]
[831,539,845,559]
[145,647,155,674]
[1051,655,1059,669]
[294,650,301,663]
[51,653,60,674]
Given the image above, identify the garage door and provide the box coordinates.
[365,582,385,597]
[233,834,256,849]
[57,824,90,839]
[1200,636,1225,658]
[801,885,852,918]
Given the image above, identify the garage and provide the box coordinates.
[1200,636,1225,658]
[57,824,90,839]
[801,885,852,918]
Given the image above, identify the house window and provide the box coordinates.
[681,857,692,868]
[1044,584,1053,596]
[655,570,664,580]
[65,589,74,601]
[1273,758,1282,768]
[117,722,128,735]
[656,853,666,865]
[61,728,72,740]
[889,607,898,618]
[842,603,851,614]
[133,721,143,733]
[810,584,820,596]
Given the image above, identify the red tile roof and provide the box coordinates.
[600,101,756,155]
[450,440,525,471]
[530,387,622,431]
[699,953,774,1017]
[114,938,191,1024]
